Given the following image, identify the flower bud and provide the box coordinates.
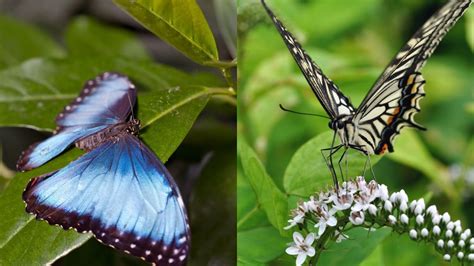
[447,222,454,230]
[416,215,424,225]
[446,230,453,238]
[399,201,408,212]
[399,189,409,203]
[389,192,398,203]
[455,226,462,234]
[400,214,409,225]
[409,229,418,239]
[368,204,377,216]
[409,200,417,212]
[470,244,474,251]
[468,253,474,261]
[379,184,389,201]
[459,240,465,248]
[421,228,429,237]
[414,199,425,215]
[465,229,471,237]
[384,200,393,212]
[443,254,451,261]
[432,215,441,225]
[447,240,454,248]
[388,215,396,225]
[437,239,444,248]
[442,212,451,224]
[426,205,438,216]
[433,225,441,236]
[471,238,474,245]
[457,252,464,259]
[349,210,365,225]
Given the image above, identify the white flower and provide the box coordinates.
[384,200,393,212]
[329,192,353,211]
[352,192,374,212]
[389,192,399,204]
[349,210,365,225]
[471,238,474,245]
[455,226,462,234]
[443,254,451,261]
[313,204,337,236]
[285,203,308,230]
[286,232,316,266]
[355,176,367,189]
[457,252,464,259]
[409,229,418,239]
[459,240,465,248]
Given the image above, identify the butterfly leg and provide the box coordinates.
[320,132,343,193]
[337,147,348,183]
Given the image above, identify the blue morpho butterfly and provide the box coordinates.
[16,72,190,265]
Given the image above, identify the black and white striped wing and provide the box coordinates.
[353,0,472,154]
[261,0,355,119]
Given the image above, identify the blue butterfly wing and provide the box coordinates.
[23,134,190,265]
[17,72,136,171]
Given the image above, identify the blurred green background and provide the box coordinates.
[238,0,473,265]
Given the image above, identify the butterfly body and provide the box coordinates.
[75,118,140,151]
[17,73,190,265]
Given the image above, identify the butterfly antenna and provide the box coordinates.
[126,89,135,120]
[279,104,330,119]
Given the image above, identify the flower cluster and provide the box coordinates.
[284,176,473,266]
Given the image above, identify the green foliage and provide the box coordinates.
[114,0,219,65]
[0,0,235,264]
[238,0,472,265]
[0,16,65,70]
[238,138,288,235]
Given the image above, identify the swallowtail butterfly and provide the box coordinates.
[261,0,472,184]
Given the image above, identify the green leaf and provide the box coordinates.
[317,227,391,266]
[113,0,219,65]
[65,16,151,61]
[0,149,92,265]
[0,16,64,70]
[237,226,288,264]
[238,139,288,235]
[386,130,456,199]
[466,8,474,51]
[237,159,272,231]
[284,131,381,197]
